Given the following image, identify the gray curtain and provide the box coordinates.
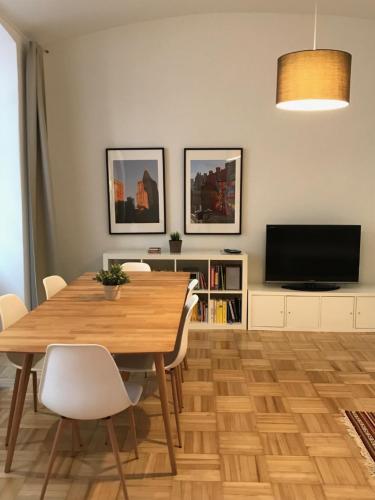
[25,41,56,308]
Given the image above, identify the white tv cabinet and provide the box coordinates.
[103,250,248,330]
[248,284,375,332]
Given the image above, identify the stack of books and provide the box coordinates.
[210,298,241,324]
[148,247,161,254]
[191,300,208,322]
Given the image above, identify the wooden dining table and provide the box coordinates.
[0,271,190,474]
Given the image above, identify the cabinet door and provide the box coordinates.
[321,297,354,330]
[286,296,320,329]
[251,295,285,328]
[356,297,375,329]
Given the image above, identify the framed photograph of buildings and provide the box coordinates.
[106,148,166,234]
[184,148,243,234]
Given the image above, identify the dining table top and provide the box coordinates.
[0,271,190,354]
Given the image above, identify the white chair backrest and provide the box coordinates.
[121,262,151,272]
[0,294,28,330]
[39,344,134,420]
[43,275,67,300]
[186,279,199,303]
[165,294,198,369]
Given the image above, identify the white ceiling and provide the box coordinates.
[1,0,375,43]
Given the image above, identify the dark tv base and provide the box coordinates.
[282,283,341,292]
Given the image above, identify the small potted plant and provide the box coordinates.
[94,263,130,300]
[169,231,182,254]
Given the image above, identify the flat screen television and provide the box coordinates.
[265,225,361,291]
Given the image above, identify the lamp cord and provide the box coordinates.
[313,2,318,50]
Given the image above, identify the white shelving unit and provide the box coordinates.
[248,283,375,332]
[103,250,248,330]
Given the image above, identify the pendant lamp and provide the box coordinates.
[276,5,352,111]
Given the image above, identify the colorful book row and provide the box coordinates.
[191,300,208,322]
[210,298,242,324]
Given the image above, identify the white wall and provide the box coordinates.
[0,22,27,301]
[44,13,375,283]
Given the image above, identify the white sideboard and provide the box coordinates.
[248,284,375,332]
[103,250,248,330]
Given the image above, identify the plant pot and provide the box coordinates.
[169,240,182,254]
[103,285,121,300]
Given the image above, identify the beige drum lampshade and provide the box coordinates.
[276,49,352,111]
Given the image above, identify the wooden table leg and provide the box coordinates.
[4,353,33,473]
[153,353,177,475]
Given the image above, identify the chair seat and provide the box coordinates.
[115,353,155,372]
[7,353,44,371]
[115,352,178,372]
[124,381,143,405]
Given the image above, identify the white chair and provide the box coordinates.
[115,294,198,448]
[38,344,142,500]
[43,275,67,300]
[182,279,199,372]
[186,278,199,300]
[121,262,151,272]
[0,294,44,446]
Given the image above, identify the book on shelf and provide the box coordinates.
[185,270,207,290]
[191,299,208,322]
[225,265,241,290]
[210,264,241,290]
[210,297,241,324]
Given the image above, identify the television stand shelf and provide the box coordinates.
[248,283,375,332]
[103,250,248,330]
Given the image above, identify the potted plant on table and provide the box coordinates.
[169,231,183,254]
[94,263,130,300]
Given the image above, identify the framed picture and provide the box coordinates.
[184,148,243,234]
[106,148,166,234]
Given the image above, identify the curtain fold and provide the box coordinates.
[25,41,56,308]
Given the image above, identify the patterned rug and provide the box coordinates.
[342,410,375,476]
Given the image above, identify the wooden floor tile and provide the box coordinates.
[314,457,369,485]
[265,456,321,484]
[217,413,256,432]
[218,432,263,455]
[256,414,299,433]
[222,481,274,499]
[220,455,260,482]
[287,397,330,413]
[302,433,353,457]
[216,396,253,412]
[179,412,217,431]
[261,433,307,456]
[323,485,375,499]
[253,396,289,413]
[272,483,325,500]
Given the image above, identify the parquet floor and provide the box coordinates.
[1,330,375,499]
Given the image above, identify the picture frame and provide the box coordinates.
[106,148,166,234]
[184,148,243,235]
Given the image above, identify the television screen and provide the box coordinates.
[265,225,361,283]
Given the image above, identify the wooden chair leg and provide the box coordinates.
[71,420,82,455]
[179,363,184,383]
[32,371,38,412]
[40,418,66,500]
[175,366,183,412]
[170,370,182,448]
[105,417,129,500]
[183,357,188,371]
[128,406,138,459]
[5,369,21,448]
[73,421,82,447]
